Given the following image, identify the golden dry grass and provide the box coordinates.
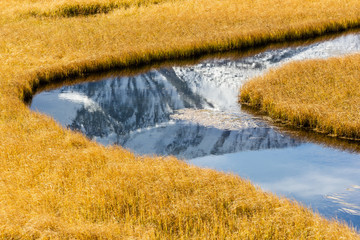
[2,0,175,17]
[240,54,360,140]
[0,0,360,238]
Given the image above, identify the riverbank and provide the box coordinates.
[239,54,360,140]
[1,0,360,238]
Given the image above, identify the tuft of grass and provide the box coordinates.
[0,0,359,238]
[24,0,173,18]
[240,54,360,140]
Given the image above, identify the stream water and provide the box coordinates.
[31,33,360,229]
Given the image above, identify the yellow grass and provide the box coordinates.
[3,0,175,17]
[0,0,360,238]
[240,54,360,140]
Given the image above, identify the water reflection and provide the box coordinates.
[31,32,360,228]
[120,122,298,159]
[32,69,299,157]
[190,144,360,228]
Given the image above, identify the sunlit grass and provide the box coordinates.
[0,0,360,238]
[19,0,175,17]
[240,54,360,140]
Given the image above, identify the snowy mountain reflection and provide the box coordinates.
[32,68,298,159]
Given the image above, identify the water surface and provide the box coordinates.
[31,33,360,229]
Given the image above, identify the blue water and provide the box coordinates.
[190,144,360,228]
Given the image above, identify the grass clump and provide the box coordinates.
[0,0,176,18]
[25,0,172,17]
[0,0,359,238]
[240,54,360,140]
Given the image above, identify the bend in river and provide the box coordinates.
[31,32,360,229]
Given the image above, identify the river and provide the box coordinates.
[31,32,360,229]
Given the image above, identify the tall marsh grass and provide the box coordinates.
[25,0,174,17]
[0,0,360,238]
[240,54,360,140]
[0,0,174,16]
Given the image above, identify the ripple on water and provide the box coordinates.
[326,186,360,216]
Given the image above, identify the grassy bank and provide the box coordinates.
[1,0,360,238]
[239,54,360,140]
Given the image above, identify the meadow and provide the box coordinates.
[1,0,360,238]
